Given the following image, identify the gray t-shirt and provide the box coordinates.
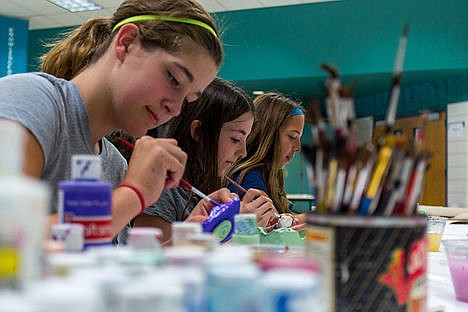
[0,72,127,213]
[144,186,198,223]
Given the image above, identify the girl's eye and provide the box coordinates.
[231,138,240,143]
[289,135,295,140]
[168,72,180,87]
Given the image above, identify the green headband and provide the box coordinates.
[112,14,217,37]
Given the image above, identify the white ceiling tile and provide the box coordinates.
[48,12,89,26]
[28,15,62,30]
[18,0,65,15]
[221,0,263,11]
[100,8,115,17]
[93,0,120,10]
[72,9,108,20]
[2,0,311,30]
[0,0,37,18]
[259,0,302,7]
[199,0,227,12]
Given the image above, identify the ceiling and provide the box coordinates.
[0,0,338,30]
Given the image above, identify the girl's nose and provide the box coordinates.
[238,143,247,158]
[295,143,301,152]
[164,97,183,117]
[293,138,301,153]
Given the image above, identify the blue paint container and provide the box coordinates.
[58,155,112,248]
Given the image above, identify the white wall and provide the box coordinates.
[447,102,468,207]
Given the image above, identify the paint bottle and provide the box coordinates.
[232,213,260,245]
[205,246,259,312]
[0,120,50,289]
[58,154,112,248]
[202,197,240,243]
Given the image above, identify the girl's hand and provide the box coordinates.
[122,136,187,206]
[241,189,279,228]
[277,213,306,231]
[185,188,235,223]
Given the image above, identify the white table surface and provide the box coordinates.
[427,222,468,311]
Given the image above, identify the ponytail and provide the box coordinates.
[41,18,113,79]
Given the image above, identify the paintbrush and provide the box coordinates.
[225,175,248,194]
[384,23,410,134]
[117,137,220,206]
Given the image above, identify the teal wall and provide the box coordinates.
[214,0,468,81]
[355,74,468,119]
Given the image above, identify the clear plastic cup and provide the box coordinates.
[442,239,468,302]
[427,216,447,252]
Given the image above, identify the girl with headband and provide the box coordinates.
[0,0,228,239]
[228,92,306,228]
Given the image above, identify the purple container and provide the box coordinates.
[202,197,240,243]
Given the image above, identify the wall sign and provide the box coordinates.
[0,16,28,77]
[448,121,465,139]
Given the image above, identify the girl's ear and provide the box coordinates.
[190,120,202,142]
[114,23,139,62]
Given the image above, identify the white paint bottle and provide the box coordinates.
[0,120,50,289]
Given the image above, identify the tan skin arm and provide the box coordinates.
[21,128,60,231]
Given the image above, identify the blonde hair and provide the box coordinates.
[230,92,303,213]
[41,0,223,80]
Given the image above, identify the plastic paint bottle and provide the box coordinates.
[205,246,259,312]
[232,213,260,245]
[259,269,322,312]
[58,154,112,248]
[202,197,240,243]
[0,120,49,289]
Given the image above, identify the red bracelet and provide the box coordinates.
[119,184,146,215]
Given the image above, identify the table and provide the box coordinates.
[287,194,315,212]
[427,221,468,311]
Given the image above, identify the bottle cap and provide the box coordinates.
[127,227,162,250]
[71,154,101,180]
[172,222,201,246]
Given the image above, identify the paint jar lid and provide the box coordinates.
[127,227,162,250]
[71,154,101,180]
[186,232,219,250]
[172,222,201,246]
[164,246,205,266]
